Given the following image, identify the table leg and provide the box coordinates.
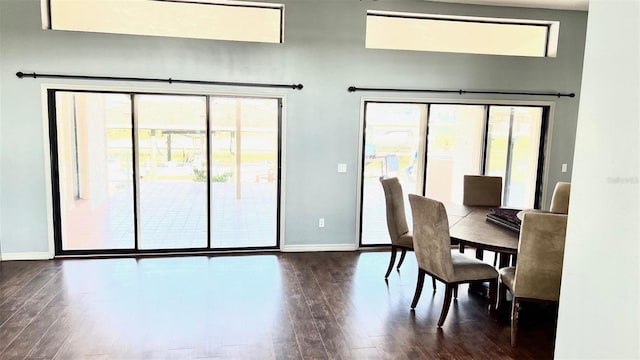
[469,247,487,296]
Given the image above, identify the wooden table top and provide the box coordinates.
[448,206,520,254]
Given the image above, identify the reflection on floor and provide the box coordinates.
[0,251,558,359]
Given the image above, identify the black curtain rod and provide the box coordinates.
[16,72,303,90]
[348,86,574,98]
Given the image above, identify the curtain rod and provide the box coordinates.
[347,86,574,98]
[16,72,303,90]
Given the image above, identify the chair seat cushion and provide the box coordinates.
[499,266,516,293]
[397,232,414,248]
[450,252,498,282]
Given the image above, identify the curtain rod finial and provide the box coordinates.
[16,71,24,78]
[348,86,356,92]
[294,84,303,90]
[569,93,575,98]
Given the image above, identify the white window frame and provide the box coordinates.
[366,10,559,58]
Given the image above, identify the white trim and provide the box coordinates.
[40,82,289,98]
[359,95,556,107]
[1,252,52,261]
[41,83,287,255]
[278,96,287,251]
[282,244,358,252]
[354,99,367,251]
[40,0,50,29]
[41,86,56,259]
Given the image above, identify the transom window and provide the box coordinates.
[43,0,284,43]
[366,10,559,57]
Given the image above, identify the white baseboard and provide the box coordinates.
[282,243,358,252]
[0,252,52,261]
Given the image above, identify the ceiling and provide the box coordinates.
[427,0,589,11]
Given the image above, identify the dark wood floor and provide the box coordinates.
[0,251,558,359]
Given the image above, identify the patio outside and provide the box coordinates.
[55,92,279,252]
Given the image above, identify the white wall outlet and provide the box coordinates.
[562,163,568,173]
[337,163,347,173]
[318,218,325,228]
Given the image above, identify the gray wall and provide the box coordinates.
[0,0,587,255]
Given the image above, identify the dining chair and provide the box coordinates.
[462,175,503,207]
[379,178,436,290]
[462,175,503,265]
[408,194,498,327]
[549,182,571,214]
[498,212,568,346]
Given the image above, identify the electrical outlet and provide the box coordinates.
[318,218,325,228]
[338,163,347,173]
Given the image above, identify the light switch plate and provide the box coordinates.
[561,163,568,172]
[338,163,347,173]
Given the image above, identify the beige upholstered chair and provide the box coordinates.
[463,175,503,207]
[463,175,503,265]
[498,212,568,346]
[379,177,414,278]
[549,182,571,214]
[408,194,498,327]
[380,178,435,291]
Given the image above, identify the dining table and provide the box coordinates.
[446,204,520,269]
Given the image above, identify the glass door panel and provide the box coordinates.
[209,97,279,248]
[56,92,135,250]
[361,103,425,245]
[425,105,485,206]
[136,95,208,249]
[487,106,542,208]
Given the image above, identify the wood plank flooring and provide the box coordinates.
[0,251,558,359]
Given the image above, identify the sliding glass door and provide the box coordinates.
[360,103,425,245]
[50,90,280,255]
[54,92,135,250]
[485,106,543,208]
[209,97,279,248]
[360,101,547,246]
[425,105,485,204]
[136,95,208,249]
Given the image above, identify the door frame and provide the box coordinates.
[356,96,556,248]
[42,84,287,257]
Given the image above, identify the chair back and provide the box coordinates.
[463,175,502,207]
[550,182,571,214]
[408,195,455,281]
[513,212,568,301]
[380,177,409,244]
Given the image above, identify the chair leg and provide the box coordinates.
[437,284,454,327]
[453,284,458,299]
[411,268,426,309]
[397,248,407,270]
[488,278,497,315]
[511,298,520,347]
[497,280,508,314]
[384,246,397,279]
[432,277,437,292]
